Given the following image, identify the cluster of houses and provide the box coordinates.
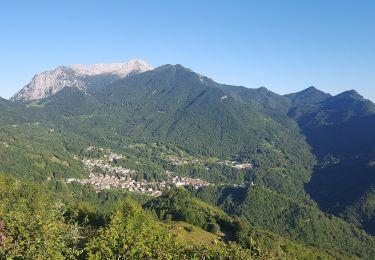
[170,175,210,188]
[66,171,210,197]
[166,156,201,166]
[86,146,100,152]
[65,147,211,197]
[0,142,9,148]
[218,160,253,170]
[165,154,253,171]
[66,174,163,197]
[105,152,123,162]
[82,159,135,176]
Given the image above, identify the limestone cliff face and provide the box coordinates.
[11,59,152,102]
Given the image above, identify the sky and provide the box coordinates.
[0,0,374,101]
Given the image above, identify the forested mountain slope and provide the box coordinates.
[27,64,316,202]
[286,87,375,235]
[3,63,375,258]
[0,97,87,181]
[194,185,375,259]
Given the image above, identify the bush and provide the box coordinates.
[207,222,220,234]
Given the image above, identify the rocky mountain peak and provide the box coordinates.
[10,60,153,102]
[69,59,152,76]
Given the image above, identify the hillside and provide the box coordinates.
[194,185,375,259]
[0,174,258,259]
[287,88,375,235]
[2,63,375,258]
[24,64,316,202]
[146,188,352,259]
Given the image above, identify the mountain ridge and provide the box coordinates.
[10,62,375,108]
[2,62,375,258]
[10,59,153,102]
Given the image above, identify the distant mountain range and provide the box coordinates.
[3,60,375,257]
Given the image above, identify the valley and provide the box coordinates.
[1,61,375,259]
[3,1,375,258]
[67,146,211,196]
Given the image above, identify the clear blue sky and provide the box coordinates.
[1,0,374,101]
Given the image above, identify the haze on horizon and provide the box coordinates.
[0,0,374,101]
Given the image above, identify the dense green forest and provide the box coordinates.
[2,64,375,258]
[27,65,317,203]
[0,174,258,259]
[0,175,354,259]
[194,185,375,259]
[287,87,375,235]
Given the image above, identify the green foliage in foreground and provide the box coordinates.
[1,174,353,259]
[148,188,353,259]
[0,174,78,259]
[0,174,254,259]
[85,198,252,259]
[145,188,233,235]
[195,185,375,259]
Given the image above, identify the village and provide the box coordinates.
[165,155,201,166]
[217,160,253,170]
[165,155,253,170]
[66,147,210,197]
